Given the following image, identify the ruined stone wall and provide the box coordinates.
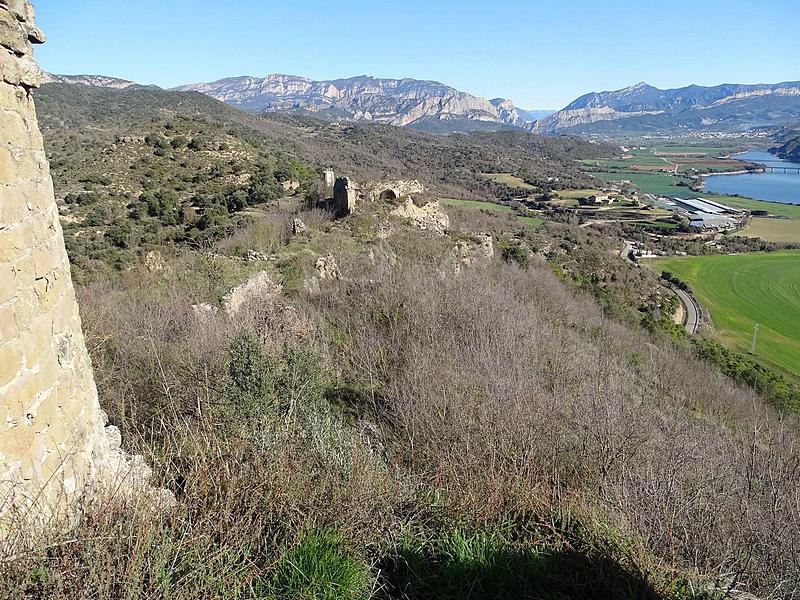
[0,0,151,539]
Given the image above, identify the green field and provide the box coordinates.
[482,173,536,190]
[737,218,800,243]
[652,252,800,376]
[592,172,695,197]
[715,195,800,219]
[440,198,543,226]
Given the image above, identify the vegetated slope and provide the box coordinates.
[535,80,800,136]
[3,195,798,598]
[652,252,800,377]
[772,132,800,160]
[173,73,534,130]
[36,83,613,199]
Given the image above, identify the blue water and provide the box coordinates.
[703,150,800,205]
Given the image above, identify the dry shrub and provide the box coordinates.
[312,260,800,598]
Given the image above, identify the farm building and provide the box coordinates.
[663,197,748,231]
[689,212,737,230]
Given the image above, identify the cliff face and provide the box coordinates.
[0,0,155,540]
[175,74,527,128]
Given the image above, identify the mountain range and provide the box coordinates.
[39,71,800,137]
[533,81,800,135]
[172,74,544,131]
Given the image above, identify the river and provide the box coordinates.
[703,150,800,205]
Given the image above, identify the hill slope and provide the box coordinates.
[35,82,613,200]
[534,80,800,136]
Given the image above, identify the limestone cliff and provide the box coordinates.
[175,74,530,129]
[0,0,157,541]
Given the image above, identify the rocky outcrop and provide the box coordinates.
[333,177,357,217]
[391,198,450,234]
[0,0,164,542]
[314,254,341,281]
[223,271,281,316]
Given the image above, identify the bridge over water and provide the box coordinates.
[764,166,800,174]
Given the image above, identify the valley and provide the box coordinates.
[4,3,800,597]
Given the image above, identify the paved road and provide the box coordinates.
[674,287,700,335]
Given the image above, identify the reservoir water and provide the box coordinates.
[703,150,800,205]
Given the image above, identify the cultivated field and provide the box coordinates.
[738,217,800,243]
[440,197,543,226]
[652,251,800,376]
[482,172,536,190]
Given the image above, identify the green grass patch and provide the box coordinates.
[592,172,694,197]
[440,198,542,227]
[482,173,536,190]
[711,195,800,218]
[261,530,372,600]
[651,251,800,376]
[384,526,671,600]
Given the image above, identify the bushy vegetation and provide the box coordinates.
[4,225,798,598]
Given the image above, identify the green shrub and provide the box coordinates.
[500,241,529,269]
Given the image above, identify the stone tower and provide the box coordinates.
[333,177,357,217]
[0,0,155,540]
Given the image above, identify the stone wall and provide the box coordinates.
[0,0,153,541]
[333,176,357,217]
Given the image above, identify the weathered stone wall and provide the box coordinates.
[333,176,357,217]
[0,0,152,540]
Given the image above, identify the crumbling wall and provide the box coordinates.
[0,0,154,540]
[333,176,357,217]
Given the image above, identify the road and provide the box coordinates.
[674,287,700,335]
[619,240,634,261]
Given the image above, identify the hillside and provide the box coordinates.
[23,79,800,600]
[772,132,800,160]
[35,82,613,198]
[172,73,534,131]
[534,80,800,136]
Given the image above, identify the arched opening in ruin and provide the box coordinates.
[379,189,399,201]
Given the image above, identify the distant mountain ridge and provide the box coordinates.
[535,80,800,135]
[172,74,539,131]
[40,71,137,89]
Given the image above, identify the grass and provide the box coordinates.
[737,217,800,243]
[264,530,372,600]
[651,251,800,376]
[440,198,543,226]
[712,195,800,218]
[592,172,694,197]
[482,173,536,190]
[386,525,666,600]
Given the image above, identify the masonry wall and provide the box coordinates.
[0,0,147,538]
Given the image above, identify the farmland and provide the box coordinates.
[738,218,800,243]
[482,173,536,190]
[651,251,800,376]
[439,198,543,226]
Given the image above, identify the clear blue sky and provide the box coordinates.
[33,0,800,109]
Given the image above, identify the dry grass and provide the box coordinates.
[2,241,799,598]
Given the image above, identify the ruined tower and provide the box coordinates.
[0,0,155,539]
[333,177,357,217]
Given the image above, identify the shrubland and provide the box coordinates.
[2,196,798,599]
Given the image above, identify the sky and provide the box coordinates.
[33,0,800,110]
